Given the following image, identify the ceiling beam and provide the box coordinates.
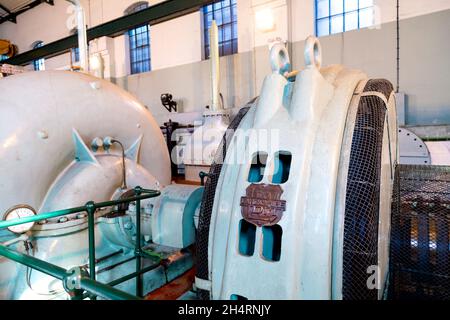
[0,0,54,25]
[3,0,215,66]
[0,2,16,23]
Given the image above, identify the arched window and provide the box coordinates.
[125,2,151,74]
[70,28,80,64]
[315,0,374,37]
[202,0,238,59]
[71,47,80,64]
[32,41,45,71]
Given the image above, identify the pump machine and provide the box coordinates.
[0,37,448,300]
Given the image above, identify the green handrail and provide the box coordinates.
[0,188,160,230]
[0,244,67,280]
[0,186,161,300]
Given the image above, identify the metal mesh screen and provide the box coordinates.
[196,106,251,300]
[390,165,450,300]
[342,79,392,300]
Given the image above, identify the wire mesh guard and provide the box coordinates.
[196,106,251,300]
[390,165,450,300]
[342,80,391,300]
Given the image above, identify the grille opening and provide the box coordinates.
[271,152,292,184]
[262,224,282,261]
[239,219,256,256]
[230,294,248,300]
[248,152,268,183]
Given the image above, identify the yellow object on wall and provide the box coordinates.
[0,39,17,58]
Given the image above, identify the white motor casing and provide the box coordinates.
[195,37,398,300]
[0,71,171,216]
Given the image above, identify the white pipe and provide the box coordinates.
[67,0,89,72]
[209,20,222,111]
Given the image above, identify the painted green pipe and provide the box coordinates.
[0,206,85,230]
[107,262,160,287]
[0,244,141,300]
[79,278,141,300]
[0,244,67,280]
[0,187,160,300]
[0,189,160,230]
[135,187,143,297]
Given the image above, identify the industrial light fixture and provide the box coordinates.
[89,53,104,78]
[255,7,275,32]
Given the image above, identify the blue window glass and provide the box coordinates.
[72,47,79,63]
[127,2,151,74]
[315,0,374,37]
[33,41,45,71]
[203,0,238,59]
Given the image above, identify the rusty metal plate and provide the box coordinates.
[240,183,286,227]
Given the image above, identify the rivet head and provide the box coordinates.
[37,130,48,140]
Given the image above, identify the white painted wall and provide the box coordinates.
[1,0,450,126]
[2,0,450,75]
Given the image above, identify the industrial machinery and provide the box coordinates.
[194,36,449,300]
[0,71,202,300]
[0,35,448,300]
[183,21,231,182]
[398,127,431,165]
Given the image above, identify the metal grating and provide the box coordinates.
[342,79,393,300]
[390,165,450,300]
[196,105,251,300]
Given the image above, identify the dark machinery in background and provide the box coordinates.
[161,93,178,113]
[390,165,450,300]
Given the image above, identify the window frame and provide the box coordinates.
[315,0,374,37]
[32,41,45,71]
[202,0,238,60]
[126,2,151,75]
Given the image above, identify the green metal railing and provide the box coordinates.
[0,186,161,300]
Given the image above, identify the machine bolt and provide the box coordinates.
[77,213,87,219]
[124,222,133,230]
[37,130,49,139]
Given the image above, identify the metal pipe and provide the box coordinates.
[79,277,141,300]
[107,262,160,287]
[111,139,127,190]
[86,202,96,280]
[66,0,89,72]
[209,20,222,111]
[0,189,161,230]
[135,187,142,297]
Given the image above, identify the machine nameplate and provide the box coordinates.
[240,184,286,227]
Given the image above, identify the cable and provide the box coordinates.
[111,139,127,190]
[24,242,65,297]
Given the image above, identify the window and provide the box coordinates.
[203,0,238,59]
[126,2,151,74]
[70,28,80,64]
[32,41,45,71]
[315,0,374,37]
[71,47,80,64]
